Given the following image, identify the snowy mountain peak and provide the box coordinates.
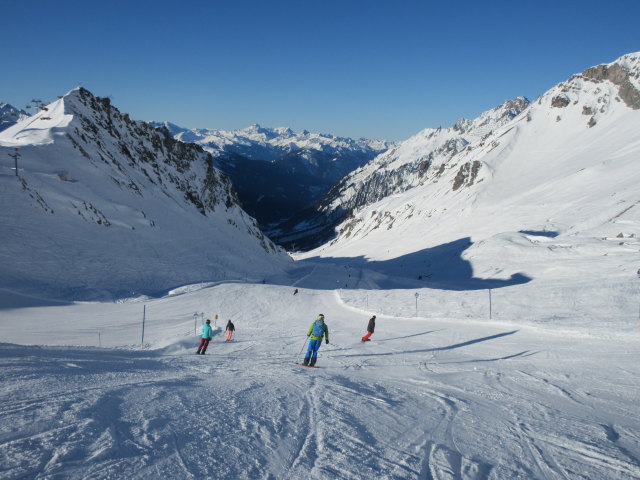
[579,52,640,110]
[0,95,73,146]
[275,126,294,135]
[539,51,640,128]
[0,102,29,132]
[154,121,392,162]
[0,88,289,299]
[241,123,276,139]
[452,96,531,135]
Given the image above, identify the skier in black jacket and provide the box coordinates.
[225,320,235,342]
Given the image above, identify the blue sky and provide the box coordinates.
[2,0,639,140]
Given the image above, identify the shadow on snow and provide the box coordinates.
[375,330,443,343]
[330,330,519,359]
[0,237,533,304]
[440,350,540,364]
[299,237,532,291]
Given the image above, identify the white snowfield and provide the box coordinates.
[1,279,639,480]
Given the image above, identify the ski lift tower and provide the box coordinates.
[8,148,20,177]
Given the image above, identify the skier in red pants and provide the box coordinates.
[361,315,376,342]
[196,319,213,355]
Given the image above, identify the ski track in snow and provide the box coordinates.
[0,284,639,479]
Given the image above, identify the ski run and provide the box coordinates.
[1,280,638,480]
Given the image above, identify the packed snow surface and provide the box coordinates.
[1,275,638,479]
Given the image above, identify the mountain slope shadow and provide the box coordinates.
[303,237,532,291]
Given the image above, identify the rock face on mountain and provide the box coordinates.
[152,122,392,229]
[580,58,640,109]
[0,88,290,300]
[0,103,29,131]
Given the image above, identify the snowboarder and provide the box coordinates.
[293,288,298,295]
[361,315,376,342]
[302,314,329,367]
[225,319,235,341]
[196,319,213,355]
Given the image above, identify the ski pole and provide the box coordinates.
[297,336,309,363]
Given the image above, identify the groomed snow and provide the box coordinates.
[1,278,638,479]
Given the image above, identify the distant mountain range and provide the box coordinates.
[150,122,392,228]
[0,103,29,131]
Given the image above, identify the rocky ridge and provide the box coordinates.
[0,88,288,299]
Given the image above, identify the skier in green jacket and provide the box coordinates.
[303,314,329,367]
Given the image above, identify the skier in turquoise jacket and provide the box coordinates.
[303,314,329,366]
[196,319,213,355]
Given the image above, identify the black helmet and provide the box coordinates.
[318,313,324,318]
[206,319,211,324]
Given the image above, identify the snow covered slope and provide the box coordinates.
[0,88,290,300]
[0,280,638,479]
[0,103,29,131]
[300,52,640,290]
[322,96,530,219]
[274,97,530,250]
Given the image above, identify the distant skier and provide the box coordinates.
[225,319,235,341]
[293,288,298,295]
[302,314,329,367]
[361,315,376,342]
[196,319,213,355]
